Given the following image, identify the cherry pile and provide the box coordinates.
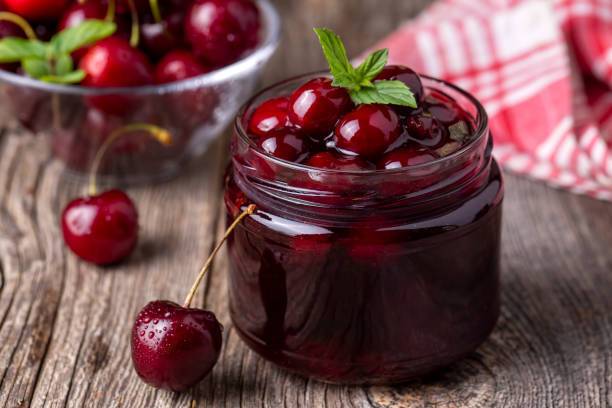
[247,66,473,171]
[0,0,261,85]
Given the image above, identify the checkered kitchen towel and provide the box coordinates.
[367,0,612,201]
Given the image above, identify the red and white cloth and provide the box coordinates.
[368,0,612,201]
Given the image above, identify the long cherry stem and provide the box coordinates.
[127,0,139,47]
[183,204,257,308]
[149,0,162,23]
[88,124,172,196]
[105,0,116,22]
[0,12,37,40]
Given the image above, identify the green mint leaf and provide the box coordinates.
[349,80,417,108]
[54,53,73,76]
[51,19,116,55]
[40,69,86,84]
[0,38,47,63]
[313,28,358,87]
[22,58,51,78]
[355,49,388,85]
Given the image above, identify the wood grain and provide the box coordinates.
[0,0,611,407]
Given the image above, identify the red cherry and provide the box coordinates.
[259,131,309,162]
[376,65,424,105]
[405,113,446,147]
[4,0,67,20]
[334,104,401,159]
[248,97,291,138]
[61,189,138,265]
[288,78,352,137]
[59,1,106,60]
[305,151,374,171]
[79,37,153,115]
[185,0,259,66]
[427,99,462,126]
[154,50,210,83]
[59,2,105,29]
[131,300,222,392]
[141,9,185,58]
[377,147,436,169]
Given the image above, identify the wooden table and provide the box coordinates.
[1,0,611,406]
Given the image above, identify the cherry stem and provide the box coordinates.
[105,0,116,22]
[149,0,162,23]
[183,204,257,308]
[88,123,172,196]
[0,12,37,40]
[127,0,139,47]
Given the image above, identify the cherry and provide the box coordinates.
[131,300,222,392]
[154,50,217,128]
[61,124,172,265]
[426,97,462,126]
[258,131,309,162]
[59,2,106,30]
[334,104,401,159]
[376,65,424,106]
[80,37,153,87]
[59,1,107,60]
[305,151,374,171]
[405,113,446,147]
[154,50,209,83]
[131,204,256,392]
[4,0,67,20]
[79,37,153,115]
[62,189,139,265]
[184,0,259,66]
[141,9,184,58]
[377,147,436,170]
[248,97,291,138]
[288,78,352,137]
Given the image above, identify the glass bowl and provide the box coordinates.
[0,0,280,184]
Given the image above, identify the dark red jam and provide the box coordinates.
[224,70,504,384]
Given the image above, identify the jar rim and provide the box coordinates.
[234,71,489,175]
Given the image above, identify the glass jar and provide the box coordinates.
[224,73,504,384]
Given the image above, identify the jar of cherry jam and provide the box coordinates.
[224,71,503,384]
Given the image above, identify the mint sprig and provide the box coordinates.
[313,28,417,108]
[0,19,116,84]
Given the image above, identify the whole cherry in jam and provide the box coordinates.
[288,78,352,137]
[306,151,374,171]
[154,50,209,83]
[131,205,256,391]
[334,104,401,159]
[377,147,436,170]
[4,0,67,20]
[185,0,260,66]
[259,132,309,162]
[248,97,291,138]
[376,65,424,106]
[405,113,446,147]
[61,125,172,265]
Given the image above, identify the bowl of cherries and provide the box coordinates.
[0,0,280,183]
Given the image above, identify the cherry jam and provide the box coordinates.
[224,72,504,384]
